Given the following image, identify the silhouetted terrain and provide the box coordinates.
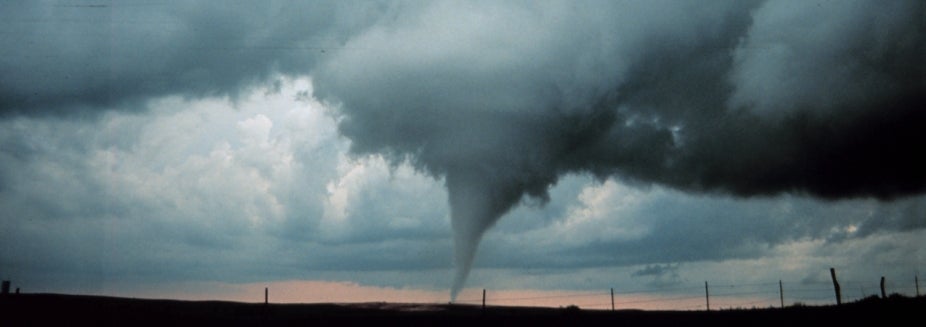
[1,293,922,326]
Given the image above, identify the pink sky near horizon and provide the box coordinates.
[95,280,786,311]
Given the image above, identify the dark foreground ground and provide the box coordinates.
[1,293,923,326]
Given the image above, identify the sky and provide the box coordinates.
[1,0,924,310]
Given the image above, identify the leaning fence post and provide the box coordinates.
[610,288,615,311]
[830,268,842,305]
[880,277,886,299]
[916,273,920,297]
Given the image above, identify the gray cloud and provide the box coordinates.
[0,1,386,115]
[851,198,926,239]
[632,264,678,277]
[0,79,321,285]
[632,263,681,288]
[465,178,926,273]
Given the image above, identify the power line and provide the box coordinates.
[613,294,703,305]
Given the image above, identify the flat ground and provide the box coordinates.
[1,293,922,326]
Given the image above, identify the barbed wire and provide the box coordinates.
[442,274,923,310]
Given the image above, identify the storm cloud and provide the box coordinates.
[317,0,925,199]
[312,0,925,297]
[0,1,385,115]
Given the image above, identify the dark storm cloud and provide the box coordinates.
[0,1,385,115]
[316,0,925,200]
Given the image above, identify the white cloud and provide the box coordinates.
[321,155,450,244]
[1,76,345,283]
[561,180,651,242]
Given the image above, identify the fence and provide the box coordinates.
[451,270,923,311]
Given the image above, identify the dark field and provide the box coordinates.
[1,293,923,326]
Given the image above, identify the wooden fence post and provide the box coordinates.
[610,288,615,311]
[482,289,486,311]
[779,280,784,308]
[830,268,842,305]
[880,277,886,299]
[915,273,920,297]
[704,281,710,311]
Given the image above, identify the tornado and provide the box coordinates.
[313,0,926,300]
[445,168,526,301]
